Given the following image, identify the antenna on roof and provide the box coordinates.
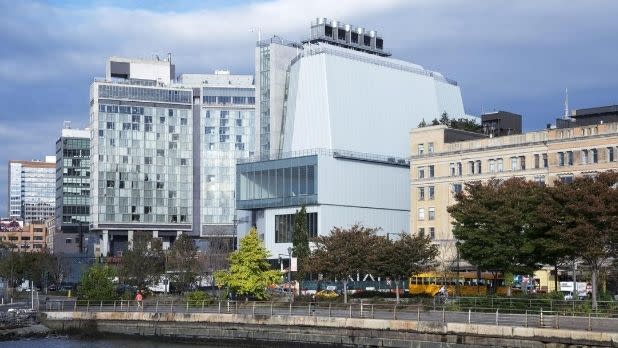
[564,88,569,119]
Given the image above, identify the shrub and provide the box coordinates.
[185,290,213,307]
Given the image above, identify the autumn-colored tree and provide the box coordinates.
[448,178,548,288]
[541,171,618,309]
[292,206,310,281]
[373,233,438,303]
[214,227,281,300]
[309,224,382,303]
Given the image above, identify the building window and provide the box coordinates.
[450,162,456,176]
[428,142,434,154]
[429,186,435,200]
[560,175,574,184]
[475,160,481,174]
[608,147,615,162]
[542,154,548,168]
[275,212,318,243]
[534,154,540,169]
[418,167,425,179]
[452,183,463,195]
[429,165,435,178]
[429,227,435,239]
[567,151,574,166]
[468,161,475,175]
[418,208,425,221]
[581,149,588,164]
[418,228,425,238]
[557,152,565,167]
[511,157,519,171]
[418,187,425,201]
[534,175,546,187]
[497,158,503,172]
[591,149,598,163]
[489,159,495,173]
[520,156,526,170]
[417,144,424,155]
[428,208,435,220]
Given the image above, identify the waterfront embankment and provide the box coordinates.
[39,311,618,347]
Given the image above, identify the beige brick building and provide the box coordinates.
[409,121,618,251]
[0,222,49,252]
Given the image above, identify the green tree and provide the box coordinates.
[447,178,548,290]
[374,234,438,303]
[292,206,310,281]
[541,171,618,309]
[417,119,427,128]
[120,232,165,290]
[77,264,117,301]
[167,234,200,293]
[439,112,450,126]
[449,117,483,133]
[431,118,440,126]
[309,224,381,303]
[214,228,281,300]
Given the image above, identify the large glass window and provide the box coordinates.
[238,164,317,201]
[275,212,318,243]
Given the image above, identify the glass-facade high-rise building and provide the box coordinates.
[177,71,255,245]
[90,57,193,256]
[54,125,92,254]
[8,158,56,224]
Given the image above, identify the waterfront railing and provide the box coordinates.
[39,299,618,333]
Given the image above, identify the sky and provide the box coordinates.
[0,0,617,215]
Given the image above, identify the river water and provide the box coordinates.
[0,336,284,348]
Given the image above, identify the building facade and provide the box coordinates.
[90,57,256,257]
[237,18,464,259]
[254,37,301,158]
[0,222,48,252]
[409,117,618,253]
[8,158,56,224]
[90,56,194,256]
[54,125,93,255]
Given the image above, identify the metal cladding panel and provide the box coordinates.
[283,54,332,152]
[316,156,409,211]
[283,52,465,157]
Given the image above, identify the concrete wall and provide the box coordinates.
[40,311,618,348]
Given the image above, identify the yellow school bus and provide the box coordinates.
[409,272,508,296]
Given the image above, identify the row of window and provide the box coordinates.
[418,186,435,201]
[203,96,256,105]
[417,227,435,239]
[417,142,435,155]
[417,207,436,221]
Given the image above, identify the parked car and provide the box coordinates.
[562,291,587,300]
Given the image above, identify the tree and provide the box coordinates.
[167,234,200,293]
[439,112,450,125]
[77,264,117,301]
[120,232,165,290]
[0,251,26,294]
[292,206,310,281]
[541,171,618,309]
[431,118,440,126]
[417,119,427,128]
[214,228,281,300]
[447,178,548,289]
[374,234,438,303]
[309,224,381,303]
[450,117,483,133]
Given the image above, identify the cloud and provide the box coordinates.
[1,0,618,215]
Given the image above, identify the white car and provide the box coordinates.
[562,291,587,300]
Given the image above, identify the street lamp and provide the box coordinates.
[455,240,461,297]
[287,247,294,303]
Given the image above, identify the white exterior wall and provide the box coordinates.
[317,156,408,211]
[283,47,467,157]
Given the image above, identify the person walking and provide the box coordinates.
[135,290,143,310]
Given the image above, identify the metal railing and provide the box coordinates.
[40,299,618,333]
